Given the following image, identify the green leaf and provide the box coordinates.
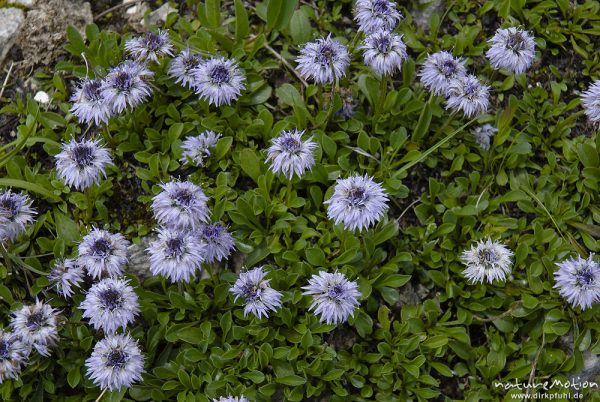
[234,0,249,40]
[412,102,432,142]
[373,274,411,288]
[239,148,262,183]
[275,375,306,386]
[305,247,326,266]
[67,368,81,388]
[289,9,311,44]
[54,211,79,244]
[0,178,61,202]
[266,0,298,31]
[205,0,221,28]
[322,369,345,381]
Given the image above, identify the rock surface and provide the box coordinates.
[0,8,25,65]
[8,0,36,8]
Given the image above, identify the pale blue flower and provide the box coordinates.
[80,277,140,334]
[70,78,112,125]
[48,258,85,298]
[55,138,112,191]
[419,51,467,96]
[213,397,249,402]
[78,228,130,279]
[169,48,204,89]
[101,60,153,113]
[85,333,144,391]
[10,300,59,357]
[180,130,221,166]
[229,267,283,319]
[461,238,513,284]
[266,129,317,180]
[446,74,490,118]
[124,30,173,63]
[151,180,210,231]
[325,174,389,232]
[361,30,407,76]
[581,79,600,125]
[554,254,600,310]
[0,330,30,384]
[197,223,235,263]
[193,57,246,106]
[354,0,403,34]
[472,124,498,150]
[0,190,36,242]
[486,27,535,74]
[147,227,206,283]
[296,35,350,84]
[302,271,361,325]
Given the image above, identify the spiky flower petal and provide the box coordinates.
[48,258,85,298]
[446,74,490,118]
[85,333,144,391]
[229,267,283,319]
[419,51,467,96]
[581,79,600,126]
[213,397,249,402]
[197,223,235,263]
[151,180,210,231]
[472,124,498,150]
[302,271,361,325]
[354,0,403,34]
[0,330,30,383]
[296,35,350,84]
[361,30,408,76]
[10,300,59,357]
[486,27,535,74]
[325,174,389,232]
[55,138,112,191]
[554,254,600,310]
[193,57,246,106]
[461,238,513,284]
[148,227,206,283]
[266,129,317,180]
[169,49,204,89]
[180,130,221,166]
[80,278,139,333]
[70,79,113,125]
[124,30,173,63]
[101,60,153,113]
[0,190,36,242]
[78,228,130,279]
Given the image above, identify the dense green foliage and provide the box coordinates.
[1,0,600,401]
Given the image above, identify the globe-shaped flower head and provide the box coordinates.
[213,397,249,402]
[147,227,206,283]
[0,330,30,383]
[101,60,153,114]
[10,300,59,357]
[0,190,36,242]
[554,254,600,310]
[266,129,317,180]
[151,180,210,231]
[486,27,535,74]
[325,174,389,232]
[80,278,140,333]
[197,223,236,263]
[168,48,204,89]
[361,30,408,76]
[55,138,112,191]
[193,57,246,107]
[472,124,498,151]
[419,51,467,96]
[229,267,283,319]
[446,75,490,118]
[78,228,130,279]
[581,79,600,126]
[460,238,513,284]
[124,30,173,63]
[302,271,361,325]
[180,130,221,167]
[85,333,144,391]
[354,0,403,34]
[296,35,350,84]
[70,78,113,125]
[48,258,85,298]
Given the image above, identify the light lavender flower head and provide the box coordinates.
[296,35,350,84]
[70,78,113,125]
[168,48,204,89]
[147,227,206,283]
[581,79,600,126]
[124,30,173,63]
[101,60,153,114]
[197,223,235,263]
[302,271,361,325]
[151,180,210,231]
[213,397,249,402]
[361,30,408,76]
[486,27,535,74]
[78,228,130,279]
[325,174,389,232]
[446,74,490,118]
[48,258,85,298]
[85,333,144,391]
[180,130,221,166]
[419,51,467,96]
[554,254,600,310]
[0,190,36,242]
[266,129,317,180]
[80,277,140,334]
[55,138,112,191]
[472,124,498,151]
[0,330,30,384]
[193,57,246,107]
[229,266,283,319]
[354,0,403,34]
[461,238,513,284]
[10,300,59,357]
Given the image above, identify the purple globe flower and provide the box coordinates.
[48,258,85,298]
[554,254,600,310]
[486,27,535,74]
[296,35,350,84]
[147,227,206,283]
[101,60,153,113]
[124,30,173,63]
[0,190,36,242]
[78,228,130,279]
[354,0,403,34]
[10,300,59,357]
[446,74,490,118]
[229,266,283,319]
[266,129,317,180]
[169,48,204,89]
[361,30,408,76]
[151,180,210,231]
[0,330,30,383]
[70,78,113,125]
[193,57,246,106]
[419,51,467,96]
[302,271,361,325]
[55,138,112,191]
[197,223,235,263]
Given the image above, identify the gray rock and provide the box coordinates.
[412,0,444,32]
[127,235,156,279]
[0,8,25,65]
[144,2,178,27]
[8,0,36,8]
